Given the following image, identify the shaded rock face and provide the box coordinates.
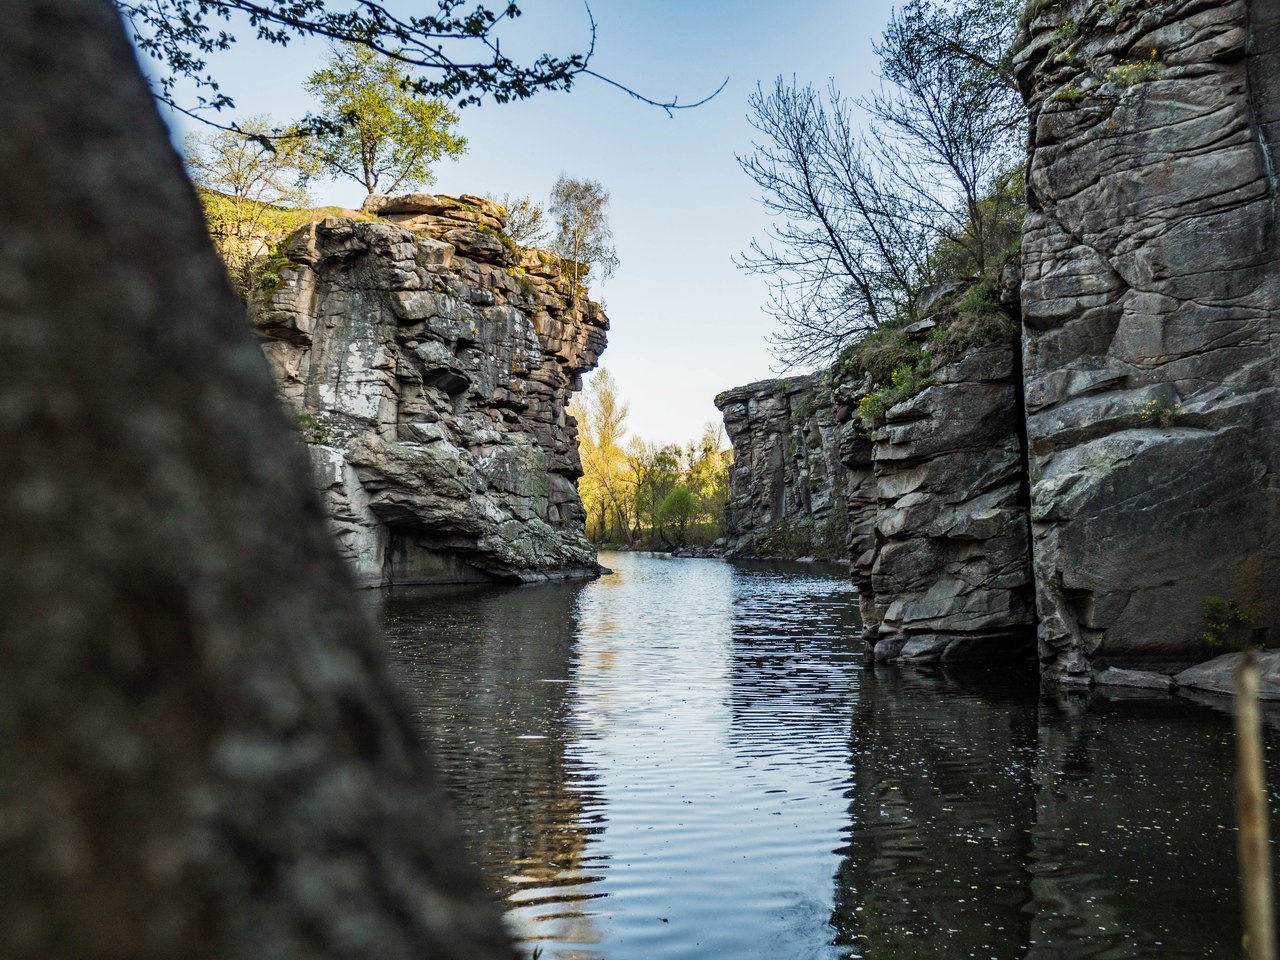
[714,374,848,558]
[252,196,607,585]
[1016,0,1280,681]
[720,331,1036,662]
[853,341,1037,662]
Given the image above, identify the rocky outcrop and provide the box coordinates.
[1015,0,1280,680]
[252,194,607,585]
[721,297,1036,663]
[715,373,848,558]
[850,339,1036,662]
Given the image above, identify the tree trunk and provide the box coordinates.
[0,2,514,958]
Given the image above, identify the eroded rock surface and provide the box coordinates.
[715,374,848,558]
[855,342,1036,662]
[1016,0,1280,680]
[253,195,607,585]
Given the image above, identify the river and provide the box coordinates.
[377,551,1277,959]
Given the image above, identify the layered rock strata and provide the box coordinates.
[849,339,1036,662]
[720,330,1035,661]
[1016,0,1280,680]
[715,373,848,558]
[252,194,607,585]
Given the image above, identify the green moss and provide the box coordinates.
[294,411,331,445]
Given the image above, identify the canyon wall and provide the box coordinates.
[252,194,606,586]
[719,0,1280,683]
[1016,0,1280,680]
[720,313,1035,662]
[847,336,1036,663]
[715,374,848,558]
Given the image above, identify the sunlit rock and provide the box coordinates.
[252,198,607,584]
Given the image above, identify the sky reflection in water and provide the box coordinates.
[377,552,1279,960]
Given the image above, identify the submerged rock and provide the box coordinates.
[252,200,607,585]
[1094,667,1176,692]
[1175,653,1280,700]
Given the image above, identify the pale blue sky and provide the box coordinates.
[162,0,900,446]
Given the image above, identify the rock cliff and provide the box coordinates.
[252,194,607,586]
[715,374,848,558]
[1016,0,1280,680]
[848,337,1036,663]
[720,295,1036,664]
[719,0,1280,684]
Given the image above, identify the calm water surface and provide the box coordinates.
[378,551,1279,960]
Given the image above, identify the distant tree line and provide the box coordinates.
[571,370,730,548]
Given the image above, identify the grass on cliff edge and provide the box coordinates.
[838,280,1018,431]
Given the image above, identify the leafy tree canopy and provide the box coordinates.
[305,44,466,195]
[184,114,319,293]
[488,192,550,247]
[550,174,619,293]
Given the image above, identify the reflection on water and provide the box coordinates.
[835,666,1039,959]
[377,552,1280,960]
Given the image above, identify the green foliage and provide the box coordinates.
[476,222,519,257]
[550,174,619,297]
[1055,84,1087,103]
[120,0,597,124]
[1107,50,1162,86]
[857,352,936,427]
[488,193,550,247]
[925,281,1018,364]
[185,116,317,296]
[656,487,696,539]
[505,266,538,298]
[836,321,918,385]
[294,411,331,445]
[1203,597,1250,651]
[751,507,848,561]
[304,44,467,195]
[253,243,296,295]
[1139,398,1183,427]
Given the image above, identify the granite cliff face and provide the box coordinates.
[1016,0,1280,680]
[718,0,1280,684]
[715,374,847,558]
[252,194,607,585]
[719,312,1035,662]
[846,336,1036,663]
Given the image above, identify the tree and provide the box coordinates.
[656,487,696,545]
[629,440,682,545]
[550,174,620,295]
[570,369,633,543]
[304,44,467,196]
[738,0,1024,365]
[738,78,936,366]
[684,425,731,535]
[2,1,515,956]
[116,0,724,132]
[869,0,1024,278]
[184,115,318,293]
[488,193,551,247]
